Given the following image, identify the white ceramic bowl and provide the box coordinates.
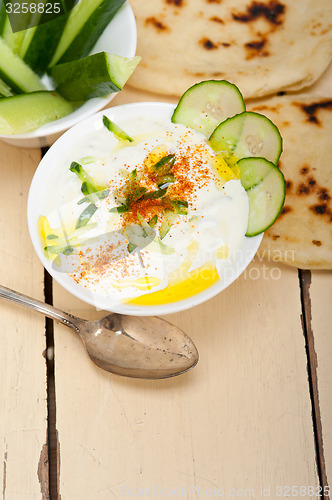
[0,1,137,149]
[27,102,263,316]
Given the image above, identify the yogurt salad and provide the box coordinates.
[29,80,285,314]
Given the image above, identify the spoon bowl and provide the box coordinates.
[0,284,198,379]
[79,313,198,378]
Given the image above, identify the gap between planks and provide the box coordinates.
[44,268,59,500]
[41,147,59,500]
[299,269,330,499]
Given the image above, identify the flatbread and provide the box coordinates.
[129,0,332,98]
[248,94,332,269]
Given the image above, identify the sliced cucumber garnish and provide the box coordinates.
[49,0,126,66]
[0,37,46,94]
[0,2,7,36]
[209,111,282,165]
[51,53,141,101]
[22,14,68,76]
[2,16,26,55]
[238,156,274,191]
[0,78,14,97]
[171,80,245,138]
[237,157,285,237]
[0,91,74,135]
[159,208,177,239]
[103,115,133,142]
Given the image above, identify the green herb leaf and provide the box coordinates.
[148,215,158,228]
[131,168,137,181]
[151,154,175,174]
[136,213,156,240]
[63,246,74,255]
[70,161,105,196]
[127,242,137,253]
[121,169,148,206]
[171,199,189,215]
[127,186,147,204]
[79,156,97,165]
[109,205,129,214]
[141,188,168,201]
[157,174,175,188]
[81,181,88,195]
[76,203,98,229]
[77,189,109,205]
[159,208,178,239]
[44,244,74,255]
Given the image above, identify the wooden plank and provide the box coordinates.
[0,142,49,498]
[53,252,318,496]
[52,87,320,497]
[309,271,332,490]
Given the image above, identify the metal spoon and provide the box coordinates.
[0,284,198,379]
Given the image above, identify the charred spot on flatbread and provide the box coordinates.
[245,38,269,58]
[250,104,282,113]
[165,0,185,5]
[210,16,224,24]
[279,205,292,216]
[145,17,169,31]
[285,180,293,191]
[291,166,332,220]
[297,183,310,195]
[319,189,331,202]
[232,1,286,26]
[200,37,219,50]
[308,192,332,221]
[293,100,332,125]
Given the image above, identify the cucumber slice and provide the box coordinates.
[0,0,6,35]
[1,6,43,57]
[209,111,283,165]
[51,52,141,101]
[49,0,126,67]
[238,156,274,191]
[0,78,14,97]
[2,16,26,54]
[0,91,74,135]
[0,38,46,93]
[22,14,69,75]
[237,157,286,237]
[103,115,134,141]
[16,4,51,57]
[171,80,245,137]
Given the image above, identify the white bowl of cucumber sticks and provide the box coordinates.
[0,0,138,148]
[28,80,285,315]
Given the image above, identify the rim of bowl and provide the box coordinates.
[0,1,137,141]
[27,102,263,316]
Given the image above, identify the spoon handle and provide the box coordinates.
[0,284,80,331]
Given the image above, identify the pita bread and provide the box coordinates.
[129,0,332,98]
[248,94,332,269]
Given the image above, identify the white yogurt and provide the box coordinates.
[39,116,249,304]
